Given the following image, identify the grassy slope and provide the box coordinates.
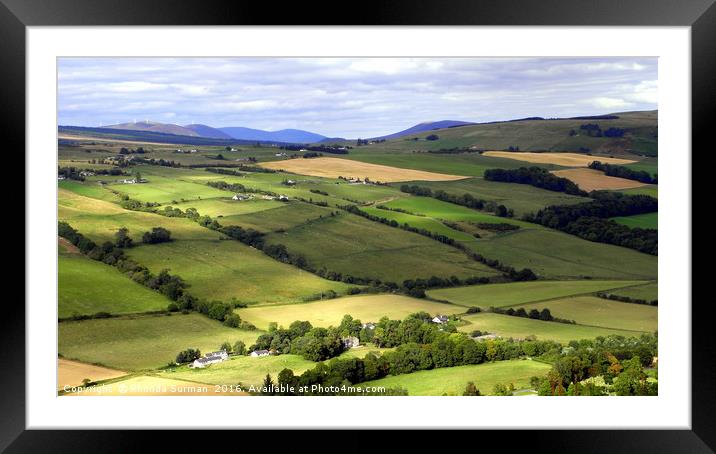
[172,197,284,217]
[58,188,222,243]
[508,295,657,332]
[59,313,263,370]
[217,202,336,233]
[400,177,591,217]
[464,229,657,280]
[58,253,171,318]
[606,282,658,301]
[427,280,648,308]
[106,174,229,204]
[237,294,465,330]
[126,239,352,305]
[619,185,658,198]
[360,359,551,396]
[458,312,643,343]
[165,354,317,387]
[348,110,658,155]
[611,212,658,229]
[264,211,499,282]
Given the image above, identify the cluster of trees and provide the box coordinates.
[489,306,575,324]
[206,180,247,193]
[596,291,657,306]
[399,185,513,217]
[119,147,147,154]
[588,161,657,184]
[267,318,562,396]
[302,152,322,159]
[309,189,329,196]
[578,124,626,138]
[175,348,201,364]
[506,146,520,151]
[484,167,588,196]
[57,167,86,181]
[534,334,658,396]
[524,192,658,254]
[250,320,345,361]
[141,227,172,244]
[131,157,180,167]
[425,134,440,141]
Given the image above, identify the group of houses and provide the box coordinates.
[174,148,199,154]
[190,350,229,369]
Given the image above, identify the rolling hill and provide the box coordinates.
[218,126,328,143]
[374,120,476,140]
[183,124,233,139]
[104,121,200,137]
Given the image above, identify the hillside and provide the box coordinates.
[353,110,658,157]
[104,121,200,137]
[374,120,476,140]
[183,124,233,139]
[219,126,327,143]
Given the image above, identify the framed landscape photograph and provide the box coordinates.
[7,0,714,449]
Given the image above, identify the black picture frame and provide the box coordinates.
[3,0,712,450]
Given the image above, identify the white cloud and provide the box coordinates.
[586,96,633,109]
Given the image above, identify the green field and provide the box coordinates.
[623,158,658,177]
[360,359,551,396]
[508,295,657,332]
[457,312,642,343]
[59,253,171,318]
[345,151,536,177]
[427,280,649,308]
[59,313,263,370]
[237,294,465,330]
[173,197,284,218]
[361,206,477,242]
[605,282,658,301]
[107,174,229,204]
[611,212,658,229]
[165,354,317,387]
[126,239,352,305]
[464,229,657,280]
[619,185,658,198]
[217,202,335,232]
[264,211,499,282]
[397,177,591,217]
[59,179,121,202]
[59,188,222,243]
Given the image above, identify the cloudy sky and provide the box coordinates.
[58,57,657,138]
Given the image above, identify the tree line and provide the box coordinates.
[399,185,513,217]
[524,192,658,254]
[484,167,588,196]
[588,161,657,184]
[262,312,563,396]
[596,291,657,306]
[58,221,254,328]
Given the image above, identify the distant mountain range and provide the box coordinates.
[218,127,329,144]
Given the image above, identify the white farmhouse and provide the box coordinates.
[250,349,270,357]
[431,315,449,324]
[191,350,229,368]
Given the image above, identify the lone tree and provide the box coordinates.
[115,227,133,248]
[425,134,439,141]
[463,382,482,396]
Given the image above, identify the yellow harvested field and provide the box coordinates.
[551,168,648,192]
[62,375,246,396]
[482,151,637,167]
[58,358,127,390]
[259,157,467,182]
